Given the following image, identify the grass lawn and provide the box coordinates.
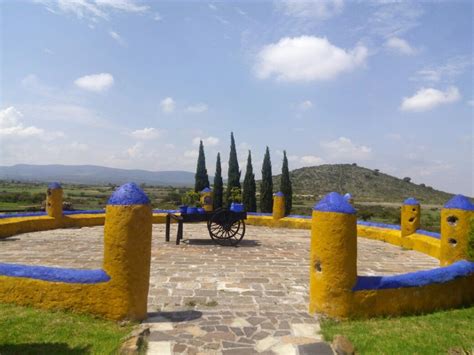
[0,303,135,354]
[321,306,474,354]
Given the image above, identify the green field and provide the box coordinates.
[0,303,135,354]
[291,194,442,232]
[0,180,442,232]
[321,307,474,354]
[0,180,187,211]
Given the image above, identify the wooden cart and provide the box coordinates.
[165,208,247,246]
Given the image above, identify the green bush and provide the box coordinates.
[181,190,201,207]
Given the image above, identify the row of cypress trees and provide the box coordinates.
[194,132,292,215]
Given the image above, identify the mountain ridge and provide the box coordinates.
[270,164,456,204]
[0,163,464,203]
[0,164,196,187]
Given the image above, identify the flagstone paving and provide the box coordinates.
[0,224,439,354]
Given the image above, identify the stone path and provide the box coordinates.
[0,224,439,354]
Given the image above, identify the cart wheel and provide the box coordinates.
[207,209,246,246]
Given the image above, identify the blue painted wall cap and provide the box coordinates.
[344,193,352,200]
[201,187,212,193]
[107,182,150,205]
[274,191,284,197]
[48,182,62,189]
[403,197,419,205]
[444,195,474,211]
[313,192,356,214]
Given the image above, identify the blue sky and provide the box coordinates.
[0,0,472,195]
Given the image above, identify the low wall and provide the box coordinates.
[307,192,474,319]
[0,188,472,320]
[0,183,153,321]
[352,261,474,317]
[247,213,441,259]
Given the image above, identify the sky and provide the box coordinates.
[0,0,472,195]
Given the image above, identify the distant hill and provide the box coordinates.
[271,164,455,204]
[0,164,196,187]
[0,163,460,204]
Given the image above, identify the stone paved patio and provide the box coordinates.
[0,224,439,354]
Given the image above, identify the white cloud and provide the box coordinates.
[109,30,126,46]
[367,2,423,38]
[411,56,471,83]
[255,36,367,82]
[0,106,64,140]
[278,0,344,20]
[321,137,372,161]
[69,142,89,151]
[208,3,217,11]
[74,73,114,92]
[235,7,246,16]
[21,74,56,97]
[21,103,114,129]
[238,142,251,151]
[215,16,229,25]
[400,86,461,112]
[184,149,199,158]
[34,0,149,21]
[126,142,144,159]
[0,107,44,137]
[95,0,148,12]
[467,99,474,107]
[192,136,219,146]
[160,97,175,113]
[300,155,324,165]
[153,12,162,21]
[298,100,313,111]
[385,37,416,55]
[186,103,208,113]
[131,128,161,140]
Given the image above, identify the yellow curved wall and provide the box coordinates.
[1,203,472,320]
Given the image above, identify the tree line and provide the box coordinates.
[194,132,292,215]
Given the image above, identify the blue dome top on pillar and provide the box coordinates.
[444,195,474,211]
[274,191,284,197]
[107,183,150,205]
[201,187,212,193]
[48,182,62,189]
[314,192,356,214]
[403,197,420,205]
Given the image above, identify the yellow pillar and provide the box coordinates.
[401,197,421,237]
[200,187,213,212]
[440,195,474,266]
[272,192,285,220]
[103,182,152,320]
[46,182,63,219]
[309,192,357,318]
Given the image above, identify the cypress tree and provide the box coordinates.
[194,140,210,192]
[260,146,273,213]
[243,150,257,212]
[213,153,223,209]
[280,150,292,215]
[226,132,241,205]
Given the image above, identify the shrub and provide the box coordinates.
[181,190,200,207]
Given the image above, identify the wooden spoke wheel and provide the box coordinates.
[207,209,246,246]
